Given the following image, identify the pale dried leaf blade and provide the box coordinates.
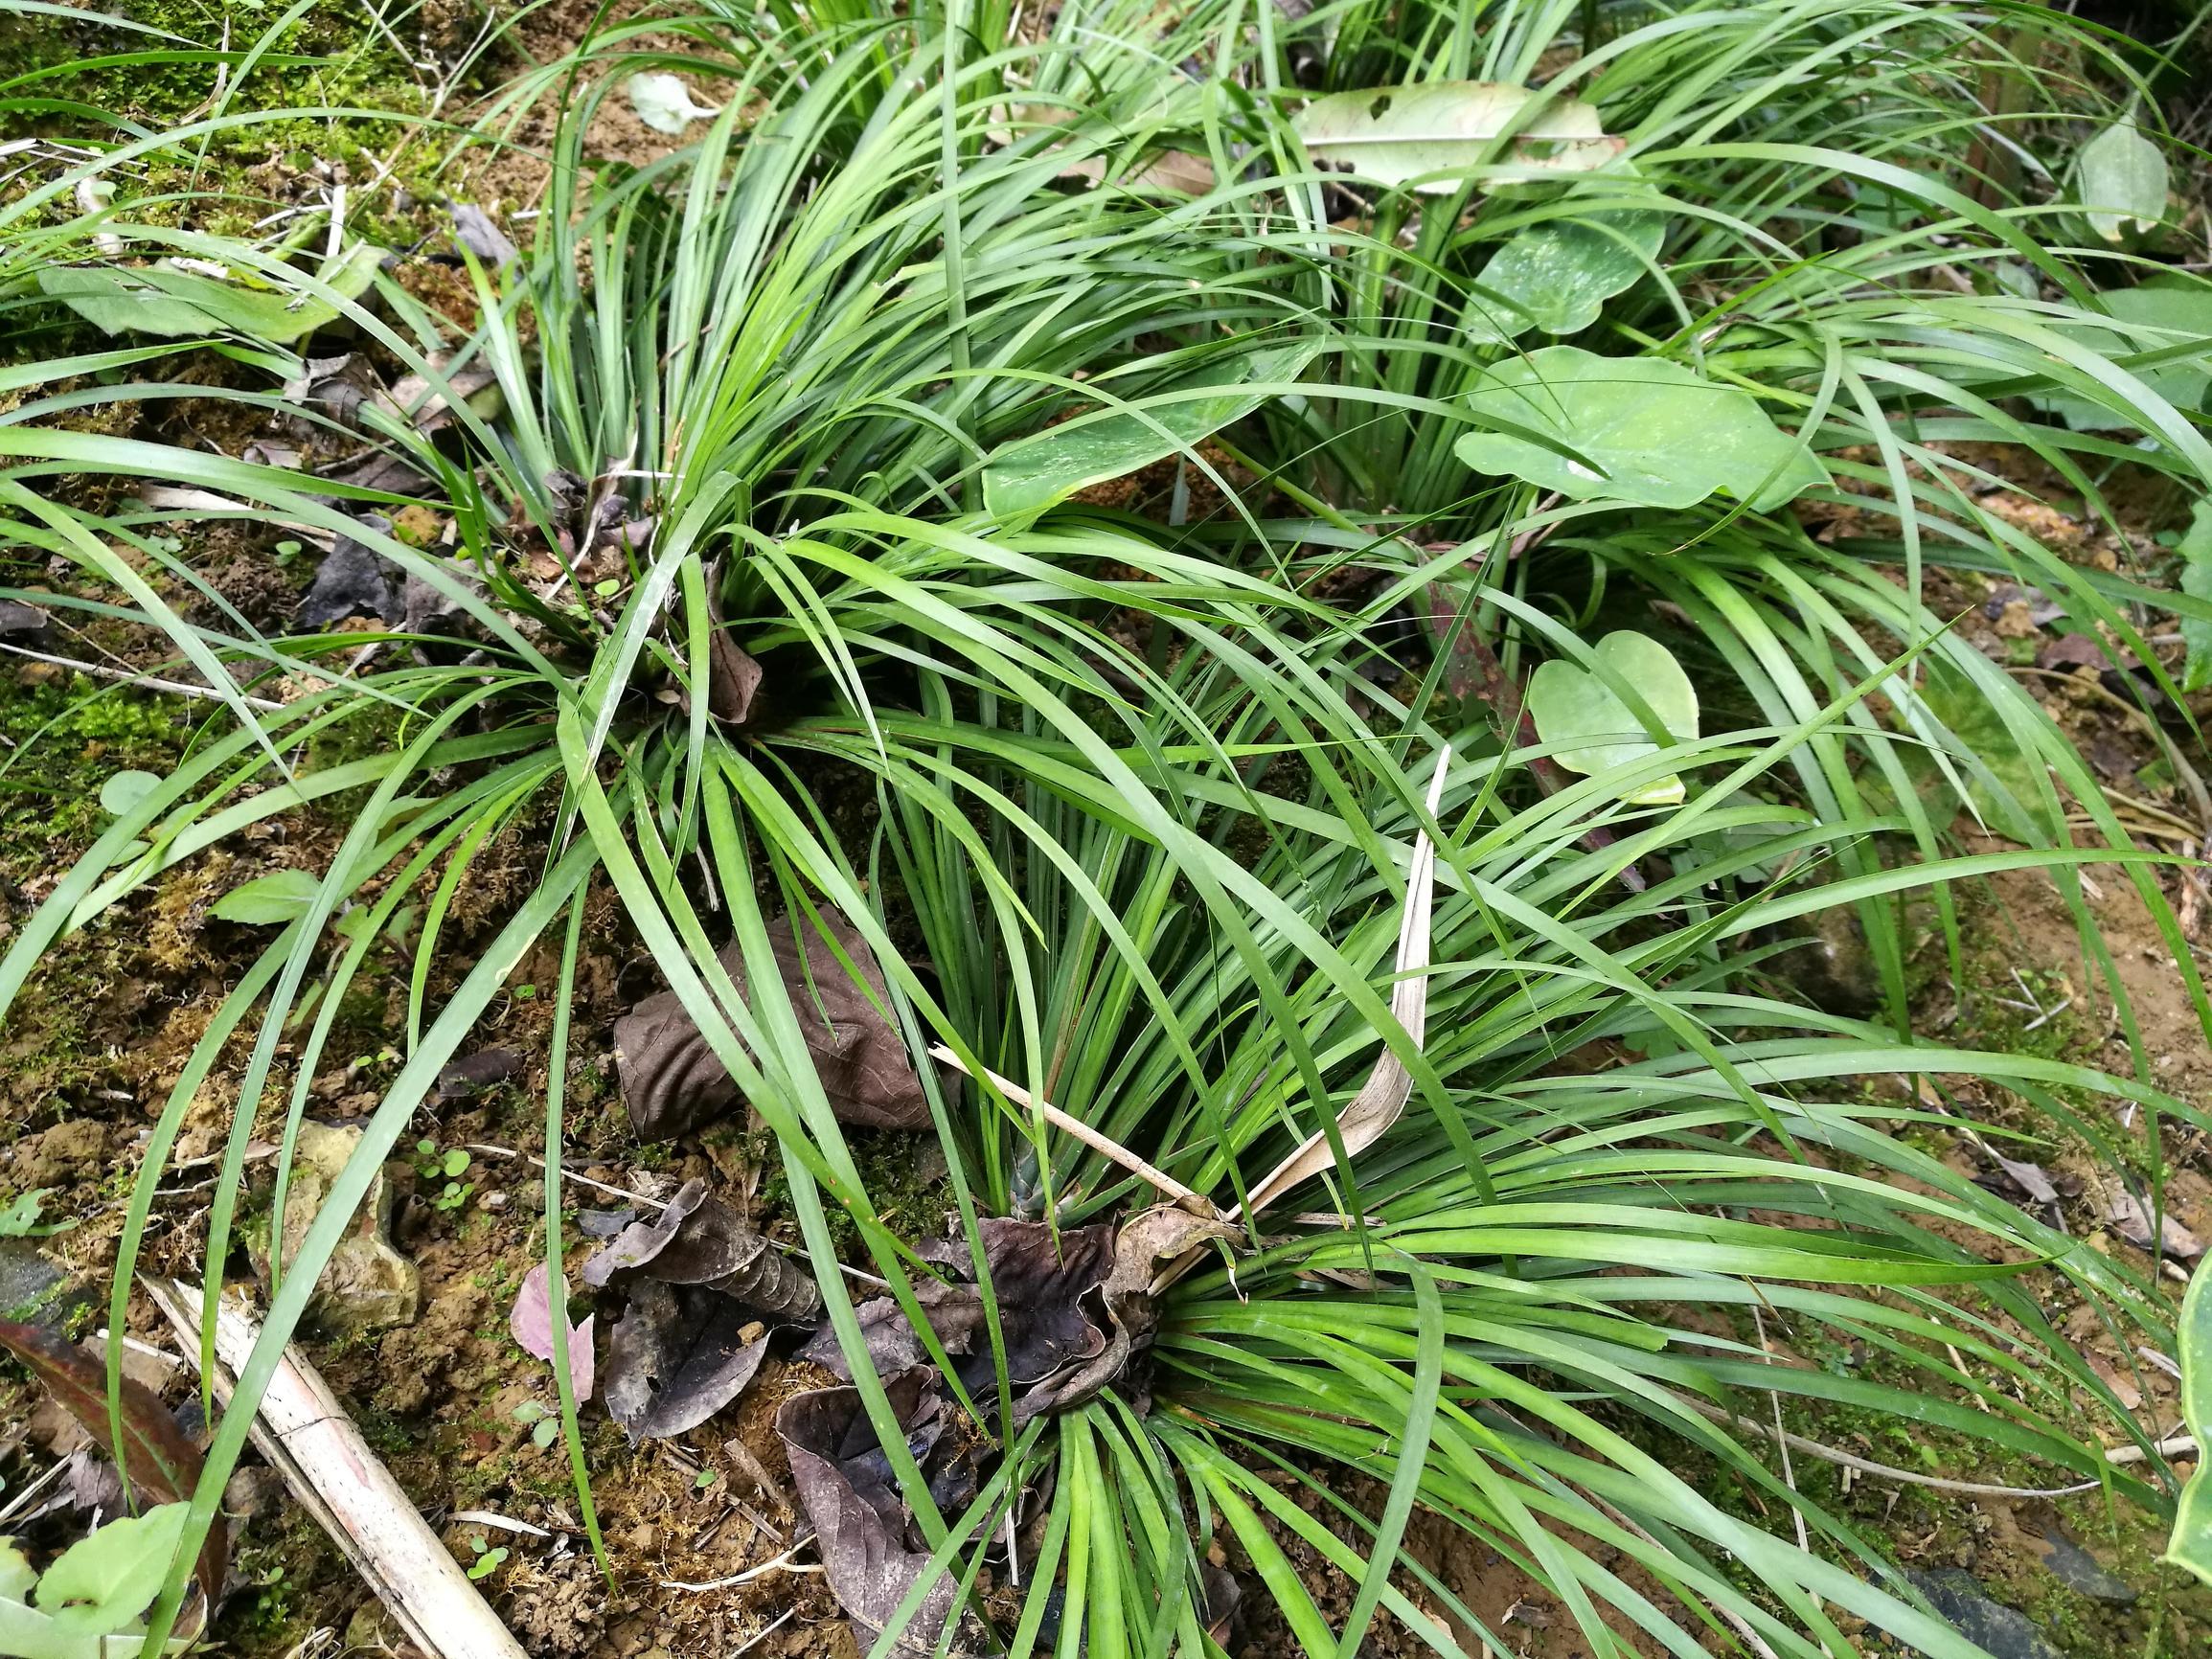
[1242,749,1449,1216]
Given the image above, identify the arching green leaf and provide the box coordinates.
[1291,82,1623,193]
[1465,212,1665,344]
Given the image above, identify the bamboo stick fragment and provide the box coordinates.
[144,1279,530,1659]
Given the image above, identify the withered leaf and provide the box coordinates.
[510,1261,596,1400]
[581,1177,821,1320]
[447,202,519,266]
[0,1322,228,1610]
[707,628,764,726]
[434,1046,520,1102]
[777,1369,981,1658]
[602,1279,770,1443]
[613,907,928,1139]
[797,1278,989,1384]
[2108,1188,2202,1259]
[1047,1202,1238,1416]
[1240,747,1448,1216]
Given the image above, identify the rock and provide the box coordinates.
[1766,906,1880,1018]
[11,1119,108,1186]
[1905,1569,2066,1659]
[0,1237,93,1331]
[2034,1528,2137,1604]
[249,1121,420,1336]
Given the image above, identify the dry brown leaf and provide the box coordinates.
[1240,747,1450,1216]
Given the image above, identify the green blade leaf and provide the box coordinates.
[1452,345,1828,511]
[1291,81,1624,193]
[2166,1252,2212,1586]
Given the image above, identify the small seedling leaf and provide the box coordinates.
[97,771,161,817]
[209,869,321,925]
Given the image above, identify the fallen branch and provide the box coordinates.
[145,1279,530,1659]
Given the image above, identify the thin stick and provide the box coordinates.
[464,1144,667,1209]
[928,1045,1212,1211]
[0,640,286,712]
[734,1608,798,1655]
[661,1540,821,1593]
[146,1279,530,1659]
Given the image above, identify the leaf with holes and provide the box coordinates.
[1526,632,1699,806]
[2074,120,2169,243]
[1464,212,1665,344]
[1292,82,1623,194]
[981,341,1317,519]
[1454,346,1827,511]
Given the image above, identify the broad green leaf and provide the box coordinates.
[2179,501,2212,694]
[2075,120,2169,243]
[2164,1256,2212,1586]
[1454,345,1828,511]
[627,71,718,134]
[35,1504,189,1636]
[1526,630,1699,805]
[981,341,1318,519]
[2034,279,2212,432]
[0,1541,34,1604]
[97,771,161,817]
[1291,81,1623,193]
[209,869,321,925]
[1465,212,1665,344]
[36,241,381,343]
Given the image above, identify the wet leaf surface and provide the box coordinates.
[613,908,927,1139]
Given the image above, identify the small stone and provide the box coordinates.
[1905,1569,2066,1659]
[479,1190,511,1213]
[224,1466,283,1521]
[2034,1528,2137,1604]
[0,1239,92,1331]
[247,1121,420,1335]
[735,1320,765,1345]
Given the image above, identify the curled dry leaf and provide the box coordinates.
[447,202,519,266]
[1049,1201,1239,1414]
[1240,747,1449,1216]
[2109,1189,2203,1260]
[581,1177,820,1320]
[601,1280,771,1443]
[776,1368,982,1659]
[509,1262,596,1400]
[296,514,400,629]
[0,1322,228,1613]
[613,907,927,1140]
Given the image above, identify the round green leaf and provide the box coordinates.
[1453,345,1828,511]
[1464,212,1666,344]
[2074,120,2168,244]
[97,770,161,817]
[34,1502,189,1636]
[209,869,321,925]
[1526,630,1699,805]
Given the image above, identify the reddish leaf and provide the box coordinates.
[0,1321,228,1608]
[509,1262,596,1400]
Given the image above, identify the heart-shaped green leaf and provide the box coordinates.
[2074,119,2169,244]
[1453,345,1827,511]
[981,341,1316,520]
[209,869,320,925]
[97,770,161,817]
[34,1504,189,1637]
[1464,211,1665,344]
[2031,278,2212,432]
[1525,630,1698,805]
[1291,82,1623,194]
